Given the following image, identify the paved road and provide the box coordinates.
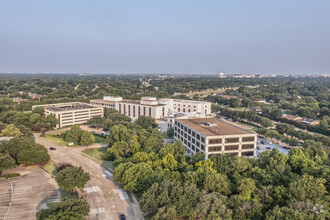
[0,167,60,220]
[35,133,143,220]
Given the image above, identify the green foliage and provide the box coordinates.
[36,199,90,220]
[55,166,90,193]
[0,124,22,137]
[106,124,130,146]
[135,116,156,129]
[65,125,82,145]
[79,130,94,146]
[166,127,174,138]
[0,153,16,174]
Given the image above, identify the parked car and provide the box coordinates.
[49,147,56,150]
[119,214,126,220]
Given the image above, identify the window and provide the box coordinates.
[196,134,200,140]
[128,105,131,116]
[144,107,146,115]
[201,137,205,143]
[209,139,222,144]
[188,129,191,134]
[225,138,239,143]
[119,104,121,112]
[188,136,191,141]
[201,144,205,151]
[192,139,195,144]
[184,127,187,132]
[242,144,254,150]
[149,107,151,116]
[242,137,255,142]
[225,145,239,151]
[242,151,254,156]
[192,131,195,137]
[209,147,221,152]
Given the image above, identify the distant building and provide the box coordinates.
[282,115,302,121]
[174,117,257,159]
[299,118,320,126]
[90,96,212,121]
[12,97,26,104]
[28,92,43,101]
[218,73,227,78]
[32,102,103,128]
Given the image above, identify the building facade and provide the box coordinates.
[32,102,103,128]
[90,96,211,120]
[174,117,257,158]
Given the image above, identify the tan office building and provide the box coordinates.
[32,102,103,128]
[174,117,257,158]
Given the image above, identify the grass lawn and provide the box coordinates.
[42,134,71,146]
[59,188,79,200]
[82,147,116,170]
[43,161,58,176]
[237,121,260,132]
[93,134,107,144]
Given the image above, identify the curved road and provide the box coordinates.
[35,133,142,220]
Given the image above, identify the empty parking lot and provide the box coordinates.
[0,167,60,220]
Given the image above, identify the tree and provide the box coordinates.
[237,178,256,201]
[55,166,90,194]
[135,116,156,129]
[153,206,177,220]
[65,125,82,145]
[36,199,90,220]
[107,141,129,159]
[15,139,50,164]
[319,118,328,131]
[115,162,159,193]
[106,124,130,146]
[0,124,22,137]
[32,106,45,117]
[260,118,273,128]
[288,175,326,203]
[193,193,232,219]
[0,153,16,175]
[80,130,94,147]
[166,127,174,138]
[204,173,231,195]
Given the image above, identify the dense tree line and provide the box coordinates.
[0,138,50,175]
[92,111,330,219]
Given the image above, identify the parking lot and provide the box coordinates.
[0,167,60,220]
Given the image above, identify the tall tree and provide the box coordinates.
[0,153,16,175]
[55,166,90,194]
[65,125,82,145]
[80,130,95,147]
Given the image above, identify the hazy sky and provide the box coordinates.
[0,0,329,74]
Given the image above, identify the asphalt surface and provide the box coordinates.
[0,167,60,220]
[35,133,143,220]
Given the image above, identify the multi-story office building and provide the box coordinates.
[32,102,103,128]
[174,117,257,158]
[90,96,211,120]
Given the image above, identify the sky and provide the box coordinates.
[0,0,329,74]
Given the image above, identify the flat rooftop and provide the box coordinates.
[44,103,99,112]
[177,117,254,136]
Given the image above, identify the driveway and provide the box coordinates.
[0,167,60,220]
[35,133,143,220]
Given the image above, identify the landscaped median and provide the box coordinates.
[41,127,107,147]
